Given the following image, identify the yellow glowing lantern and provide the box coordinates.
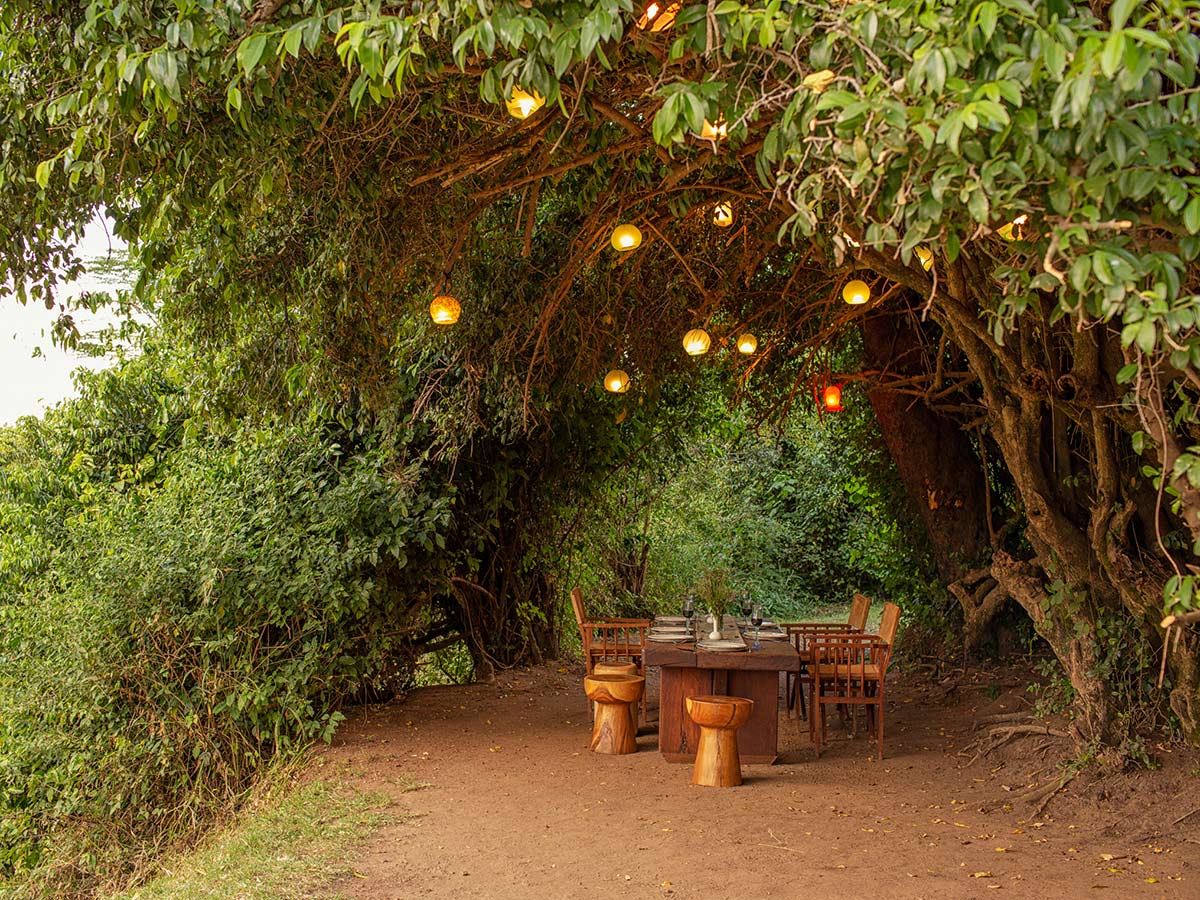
[638,1,679,31]
[998,214,1029,241]
[505,86,545,120]
[610,223,643,251]
[699,118,728,141]
[683,328,711,356]
[737,332,758,354]
[915,245,934,271]
[605,369,631,394]
[712,202,734,228]
[823,384,843,412]
[429,294,461,325]
[842,279,870,305]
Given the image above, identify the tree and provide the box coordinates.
[3,0,1199,748]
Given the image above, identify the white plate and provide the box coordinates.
[649,635,692,643]
[697,640,747,652]
[656,616,687,623]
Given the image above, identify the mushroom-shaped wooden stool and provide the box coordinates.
[685,695,754,787]
[592,661,640,726]
[583,673,644,754]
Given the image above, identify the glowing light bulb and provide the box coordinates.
[505,86,545,120]
[429,295,461,325]
[605,369,631,393]
[683,328,711,356]
[700,118,728,141]
[712,202,734,228]
[823,384,843,412]
[610,223,643,251]
[842,279,870,305]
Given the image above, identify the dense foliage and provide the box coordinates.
[2,0,1200,892]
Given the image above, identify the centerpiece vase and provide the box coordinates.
[708,612,722,641]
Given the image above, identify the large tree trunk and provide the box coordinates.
[861,312,990,582]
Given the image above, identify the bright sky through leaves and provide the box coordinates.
[0,215,130,424]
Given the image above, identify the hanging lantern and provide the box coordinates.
[842,279,870,305]
[604,369,631,394]
[712,202,734,228]
[822,384,843,412]
[637,1,679,31]
[915,245,934,271]
[737,332,758,354]
[610,223,643,251]
[998,214,1029,241]
[505,86,545,120]
[683,328,711,356]
[699,118,728,141]
[429,294,461,325]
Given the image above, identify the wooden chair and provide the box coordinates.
[781,593,873,719]
[809,606,900,760]
[570,587,650,713]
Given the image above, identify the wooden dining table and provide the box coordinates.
[643,620,799,765]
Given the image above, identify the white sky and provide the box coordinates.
[0,217,132,425]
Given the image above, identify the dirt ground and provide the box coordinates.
[314,662,1200,900]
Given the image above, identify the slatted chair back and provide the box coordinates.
[848,593,872,631]
[878,601,902,649]
[570,587,588,632]
[785,622,855,654]
[568,586,650,676]
[810,632,891,760]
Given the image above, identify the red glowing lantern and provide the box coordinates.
[822,384,843,412]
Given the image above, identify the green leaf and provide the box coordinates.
[580,16,601,58]
[35,159,52,189]
[1100,32,1125,79]
[1110,0,1137,30]
[978,2,998,41]
[1136,319,1156,354]
[238,34,268,77]
[1184,196,1200,235]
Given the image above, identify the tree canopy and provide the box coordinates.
[4,2,1200,888]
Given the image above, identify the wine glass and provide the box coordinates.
[740,592,753,622]
[683,594,694,628]
[751,603,764,650]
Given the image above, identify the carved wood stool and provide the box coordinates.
[583,673,644,754]
[592,661,639,726]
[685,695,754,786]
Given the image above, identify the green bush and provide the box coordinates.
[0,408,452,893]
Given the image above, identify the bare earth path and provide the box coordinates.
[316,664,1198,900]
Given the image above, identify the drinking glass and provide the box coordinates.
[740,593,753,622]
[751,604,764,650]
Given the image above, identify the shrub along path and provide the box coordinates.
[313,664,1198,899]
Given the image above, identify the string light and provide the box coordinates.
[604,369,631,393]
[429,295,461,325]
[842,279,870,305]
[683,328,711,356]
[637,1,679,31]
[610,223,643,251]
[505,86,545,120]
[822,384,843,412]
[998,214,1029,241]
